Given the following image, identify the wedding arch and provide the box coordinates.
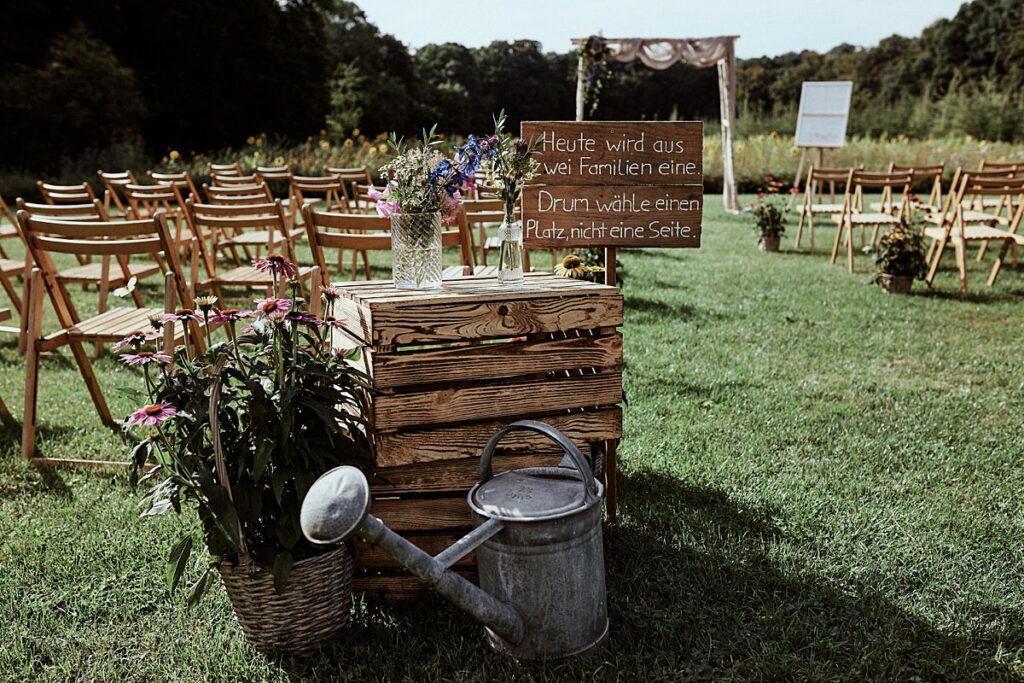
[572,36,740,212]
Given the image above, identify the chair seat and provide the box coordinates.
[50,307,186,343]
[869,201,939,213]
[923,225,1023,244]
[832,212,901,225]
[0,258,25,276]
[57,261,161,284]
[801,203,844,214]
[0,224,19,239]
[201,264,314,287]
[218,228,305,247]
[0,307,10,323]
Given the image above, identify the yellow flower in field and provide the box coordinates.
[253,150,262,159]
[358,135,366,143]
[319,140,330,150]
[344,138,354,148]
[169,150,180,160]
[246,136,256,145]
[367,147,377,156]
[256,137,263,148]
[274,156,285,166]
[352,128,360,137]
[769,130,780,141]
[378,143,388,153]
[161,156,168,163]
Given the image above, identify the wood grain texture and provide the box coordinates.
[373,370,623,431]
[369,495,473,531]
[369,294,623,346]
[375,407,622,467]
[371,332,622,388]
[352,570,477,601]
[521,120,703,186]
[371,452,564,494]
[522,184,702,249]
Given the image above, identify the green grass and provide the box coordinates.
[2,200,1024,681]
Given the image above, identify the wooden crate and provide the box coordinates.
[331,272,624,602]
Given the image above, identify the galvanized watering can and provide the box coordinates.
[300,420,609,660]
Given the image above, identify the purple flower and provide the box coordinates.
[211,308,252,324]
[161,309,201,324]
[368,184,399,218]
[120,350,171,366]
[252,254,297,280]
[254,298,292,321]
[128,403,177,427]
[286,310,321,325]
[513,139,529,156]
[114,330,156,352]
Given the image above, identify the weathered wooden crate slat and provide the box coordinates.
[333,273,623,602]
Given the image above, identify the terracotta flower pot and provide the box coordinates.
[879,273,913,294]
[759,235,781,253]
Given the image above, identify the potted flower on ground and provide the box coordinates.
[873,219,928,294]
[124,260,372,654]
[748,176,796,252]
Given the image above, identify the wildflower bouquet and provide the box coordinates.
[123,257,371,602]
[478,110,540,224]
[373,125,494,224]
[873,217,928,281]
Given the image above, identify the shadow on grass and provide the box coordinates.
[625,295,727,325]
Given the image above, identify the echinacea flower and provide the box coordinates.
[254,298,292,319]
[161,309,202,324]
[114,329,156,352]
[147,314,164,331]
[252,254,297,280]
[128,403,177,427]
[194,295,218,312]
[286,310,321,325]
[320,286,342,303]
[211,308,252,324]
[120,350,171,366]
[554,254,589,279]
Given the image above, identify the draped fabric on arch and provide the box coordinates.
[573,37,739,212]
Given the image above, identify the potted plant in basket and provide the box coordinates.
[371,126,492,289]
[872,218,928,294]
[748,176,796,252]
[123,259,372,654]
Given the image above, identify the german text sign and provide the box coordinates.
[520,121,703,249]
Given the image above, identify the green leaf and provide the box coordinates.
[271,466,289,504]
[166,534,193,594]
[252,439,273,481]
[271,552,293,595]
[275,514,301,550]
[186,567,216,609]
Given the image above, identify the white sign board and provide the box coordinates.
[794,81,852,148]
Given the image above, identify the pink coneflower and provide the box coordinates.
[114,330,156,352]
[323,315,346,328]
[320,286,342,303]
[128,403,177,427]
[211,308,253,324]
[254,298,292,319]
[286,310,321,325]
[120,350,171,366]
[161,308,202,324]
[252,253,297,279]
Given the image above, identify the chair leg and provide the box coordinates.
[830,219,844,265]
[955,237,968,298]
[925,235,948,287]
[847,222,856,274]
[22,269,44,460]
[808,212,816,253]
[986,239,1011,287]
[361,250,371,280]
[976,239,990,262]
[795,210,806,250]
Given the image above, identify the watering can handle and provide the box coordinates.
[478,420,601,502]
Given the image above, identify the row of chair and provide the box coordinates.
[794,160,1024,297]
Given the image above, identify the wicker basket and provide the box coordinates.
[219,544,354,654]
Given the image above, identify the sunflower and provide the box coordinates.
[554,254,588,279]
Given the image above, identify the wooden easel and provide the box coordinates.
[790,147,838,208]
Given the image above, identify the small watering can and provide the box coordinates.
[300,420,609,660]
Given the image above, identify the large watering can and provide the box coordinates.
[300,420,609,660]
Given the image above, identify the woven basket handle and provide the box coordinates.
[209,353,249,558]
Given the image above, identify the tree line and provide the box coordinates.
[1,0,1020,184]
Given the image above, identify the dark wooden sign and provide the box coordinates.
[520,120,704,249]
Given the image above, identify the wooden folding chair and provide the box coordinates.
[186,199,311,300]
[290,175,352,215]
[97,170,137,215]
[924,174,1024,297]
[19,210,202,464]
[303,207,472,282]
[203,182,274,205]
[351,183,378,213]
[151,170,201,204]
[461,198,503,266]
[831,170,912,273]
[964,163,1019,217]
[37,180,101,206]
[794,166,858,252]
[208,161,243,177]
[871,163,945,215]
[255,165,300,225]
[0,196,27,315]
[211,173,263,187]
[325,166,372,210]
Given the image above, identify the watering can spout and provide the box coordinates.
[300,466,526,645]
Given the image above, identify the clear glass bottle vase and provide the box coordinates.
[497,219,524,287]
[390,211,442,289]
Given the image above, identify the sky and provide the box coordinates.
[357,0,967,59]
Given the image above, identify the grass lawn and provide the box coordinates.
[2,198,1023,681]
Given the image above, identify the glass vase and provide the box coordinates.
[497,219,524,287]
[391,211,442,290]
